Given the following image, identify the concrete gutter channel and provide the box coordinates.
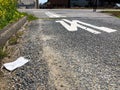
[0,16,27,47]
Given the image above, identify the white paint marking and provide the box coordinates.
[45,12,60,17]
[56,19,101,34]
[56,19,117,34]
[69,19,117,33]
[56,21,78,31]
[45,11,66,18]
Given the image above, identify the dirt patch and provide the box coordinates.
[0,22,28,90]
[42,46,70,90]
[0,45,21,90]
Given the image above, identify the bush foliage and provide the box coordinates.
[0,0,24,29]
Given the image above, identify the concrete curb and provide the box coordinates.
[0,16,27,47]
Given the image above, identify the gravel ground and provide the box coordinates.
[5,20,55,90]
[3,9,120,90]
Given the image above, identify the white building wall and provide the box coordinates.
[18,0,37,8]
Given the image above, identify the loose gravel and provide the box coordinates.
[3,10,120,90]
[6,20,55,90]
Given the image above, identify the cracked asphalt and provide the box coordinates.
[7,9,120,90]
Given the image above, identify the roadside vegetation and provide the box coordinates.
[101,11,120,18]
[0,47,7,60]
[21,12,38,21]
[0,0,38,67]
[0,0,24,30]
[9,31,24,45]
[0,0,38,30]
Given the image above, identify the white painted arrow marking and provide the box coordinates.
[68,19,117,33]
[45,11,66,18]
[56,19,101,34]
[56,19,117,34]
[56,20,78,31]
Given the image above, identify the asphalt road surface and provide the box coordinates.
[10,9,120,90]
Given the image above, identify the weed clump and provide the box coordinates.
[0,47,7,60]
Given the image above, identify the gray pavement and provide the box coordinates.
[9,9,120,90]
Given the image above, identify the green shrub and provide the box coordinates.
[0,0,24,30]
[0,0,38,30]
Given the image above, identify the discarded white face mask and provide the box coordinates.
[3,57,29,71]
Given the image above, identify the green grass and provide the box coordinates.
[16,31,24,38]
[9,36,18,45]
[101,11,120,18]
[0,47,7,60]
[21,12,38,21]
[9,31,24,45]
